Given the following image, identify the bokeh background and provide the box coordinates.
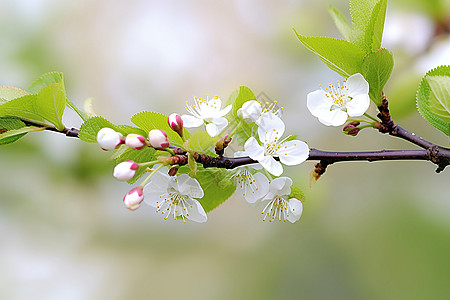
[1,0,450,299]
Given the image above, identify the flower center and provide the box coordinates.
[234,169,259,197]
[185,95,220,118]
[321,80,350,110]
[155,191,192,223]
[261,196,290,222]
[261,100,284,117]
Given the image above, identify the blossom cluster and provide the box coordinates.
[97,73,370,224]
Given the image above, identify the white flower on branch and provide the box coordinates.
[307,73,370,126]
[143,168,207,223]
[233,151,269,203]
[237,100,283,124]
[261,177,303,223]
[181,95,232,137]
[244,113,309,176]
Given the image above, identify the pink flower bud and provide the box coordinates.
[96,127,124,150]
[113,160,140,181]
[123,186,144,211]
[148,129,170,149]
[168,113,184,137]
[125,134,147,150]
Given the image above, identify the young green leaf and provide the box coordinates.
[0,116,27,145]
[417,66,450,137]
[294,33,366,78]
[365,0,387,52]
[35,83,66,131]
[228,86,257,117]
[328,5,352,41]
[114,146,156,184]
[349,0,381,52]
[28,71,64,94]
[0,86,28,103]
[0,94,45,122]
[131,111,190,148]
[187,130,216,155]
[361,49,393,105]
[193,167,236,213]
[0,126,45,145]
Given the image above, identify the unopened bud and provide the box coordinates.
[168,113,184,137]
[148,129,170,149]
[96,127,124,150]
[168,166,179,176]
[123,186,144,211]
[125,134,147,150]
[349,121,360,126]
[114,160,140,181]
[343,123,360,136]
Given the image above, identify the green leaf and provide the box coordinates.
[28,71,63,94]
[349,0,380,52]
[416,66,450,137]
[228,86,257,117]
[131,111,190,148]
[114,147,156,184]
[0,86,29,103]
[0,116,27,145]
[35,83,66,130]
[193,167,236,213]
[361,49,393,105]
[187,130,216,155]
[0,126,45,144]
[365,0,387,52]
[294,33,366,78]
[328,5,352,41]
[289,186,306,202]
[0,94,45,122]
[427,76,450,123]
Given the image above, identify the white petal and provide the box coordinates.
[238,100,262,122]
[217,104,232,117]
[175,174,204,199]
[346,73,369,97]
[259,156,283,176]
[307,89,333,117]
[184,198,207,223]
[318,109,348,126]
[258,113,285,142]
[268,177,292,196]
[243,172,270,203]
[277,140,310,166]
[244,137,265,160]
[346,94,370,117]
[212,117,229,132]
[286,198,303,223]
[143,170,171,206]
[205,123,220,137]
[181,114,204,128]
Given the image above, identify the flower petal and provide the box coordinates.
[184,198,208,223]
[176,174,204,199]
[318,108,348,126]
[346,94,370,117]
[346,73,369,97]
[259,156,283,176]
[237,100,262,122]
[286,198,303,223]
[181,114,204,128]
[217,104,232,117]
[268,177,292,196]
[244,137,265,160]
[243,172,270,203]
[277,140,309,166]
[307,89,333,117]
[258,113,285,142]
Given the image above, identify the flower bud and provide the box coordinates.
[148,129,170,149]
[168,113,184,137]
[114,160,140,181]
[96,127,124,150]
[343,125,360,136]
[123,186,144,211]
[125,134,147,150]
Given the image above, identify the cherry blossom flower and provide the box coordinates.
[181,95,232,137]
[261,177,303,223]
[237,100,283,124]
[113,160,140,181]
[143,168,207,223]
[96,127,124,150]
[244,113,309,176]
[125,134,147,150]
[123,186,144,211]
[233,151,269,203]
[148,129,170,149]
[307,73,370,126]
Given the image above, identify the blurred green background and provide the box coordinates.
[1,0,450,299]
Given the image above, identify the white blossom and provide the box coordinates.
[261,177,303,223]
[244,113,309,176]
[143,168,207,223]
[307,73,370,126]
[237,100,283,124]
[181,95,232,137]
